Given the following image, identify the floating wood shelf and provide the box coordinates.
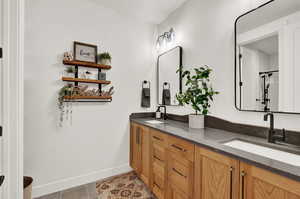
[63,96,112,100]
[63,60,112,70]
[62,77,111,85]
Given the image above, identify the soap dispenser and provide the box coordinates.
[155,107,162,119]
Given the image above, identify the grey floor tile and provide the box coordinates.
[34,192,60,199]
[86,182,97,199]
[61,185,89,199]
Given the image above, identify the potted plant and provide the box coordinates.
[176,66,219,129]
[98,52,112,65]
[64,66,75,78]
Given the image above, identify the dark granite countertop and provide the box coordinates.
[130,117,300,182]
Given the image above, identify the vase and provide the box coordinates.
[189,114,204,129]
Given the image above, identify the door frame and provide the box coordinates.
[2,0,24,198]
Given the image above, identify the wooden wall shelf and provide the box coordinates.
[62,57,112,102]
[64,96,112,99]
[62,77,111,85]
[63,96,112,102]
[63,60,112,70]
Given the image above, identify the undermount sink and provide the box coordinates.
[145,120,165,124]
[223,139,300,167]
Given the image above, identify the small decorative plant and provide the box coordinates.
[98,52,112,65]
[65,66,75,74]
[176,66,219,129]
[64,67,75,78]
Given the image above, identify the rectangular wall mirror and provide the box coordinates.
[235,0,300,114]
[157,46,183,106]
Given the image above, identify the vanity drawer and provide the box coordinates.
[168,154,194,197]
[153,171,165,190]
[168,135,195,162]
[152,160,166,199]
[151,129,168,146]
[153,183,165,199]
[153,143,166,162]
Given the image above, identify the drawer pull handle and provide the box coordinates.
[171,144,187,152]
[240,171,246,199]
[230,167,233,199]
[154,182,162,190]
[172,168,187,178]
[154,155,163,162]
[153,136,162,141]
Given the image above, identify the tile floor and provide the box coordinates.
[35,183,97,199]
[35,172,154,199]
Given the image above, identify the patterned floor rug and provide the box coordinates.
[96,172,156,199]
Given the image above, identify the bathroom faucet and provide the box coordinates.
[264,112,275,143]
[157,105,167,120]
[263,112,286,144]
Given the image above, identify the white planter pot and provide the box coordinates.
[189,114,204,129]
[99,59,111,65]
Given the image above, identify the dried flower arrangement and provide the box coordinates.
[63,51,73,61]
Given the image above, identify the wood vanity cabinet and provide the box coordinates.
[130,122,300,199]
[130,123,150,186]
[240,162,300,199]
[194,146,240,199]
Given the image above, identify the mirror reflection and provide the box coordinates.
[236,0,300,113]
[157,46,182,106]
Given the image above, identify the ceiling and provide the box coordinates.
[93,0,188,24]
[244,35,279,55]
[238,0,300,33]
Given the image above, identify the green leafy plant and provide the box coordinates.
[65,66,75,73]
[98,52,112,61]
[176,66,219,115]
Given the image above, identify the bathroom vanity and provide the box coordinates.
[129,114,300,199]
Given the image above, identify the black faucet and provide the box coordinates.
[264,112,286,143]
[157,105,167,120]
[264,112,275,143]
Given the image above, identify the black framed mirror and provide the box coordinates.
[157,46,183,106]
[235,0,300,114]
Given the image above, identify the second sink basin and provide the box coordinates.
[224,139,300,167]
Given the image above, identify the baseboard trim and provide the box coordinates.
[32,163,132,198]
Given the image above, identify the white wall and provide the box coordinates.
[157,0,300,130]
[24,0,156,197]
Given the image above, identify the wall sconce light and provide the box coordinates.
[156,28,176,52]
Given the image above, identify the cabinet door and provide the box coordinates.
[240,163,300,199]
[140,125,150,186]
[130,123,141,173]
[195,146,239,199]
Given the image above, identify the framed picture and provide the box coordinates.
[73,41,98,63]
